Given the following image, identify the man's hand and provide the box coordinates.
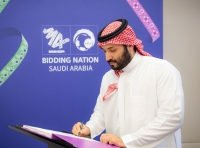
[72,122,90,137]
[100,133,126,148]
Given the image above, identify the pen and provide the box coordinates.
[78,121,84,137]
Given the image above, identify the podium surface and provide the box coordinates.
[9,125,75,148]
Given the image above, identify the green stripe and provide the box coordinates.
[0,0,10,13]
[0,35,28,86]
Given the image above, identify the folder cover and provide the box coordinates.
[22,125,118,148]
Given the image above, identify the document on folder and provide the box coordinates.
[22,125,118,148]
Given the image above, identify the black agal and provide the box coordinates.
[97,19,128,42]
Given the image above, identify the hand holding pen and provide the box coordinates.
[72,121,91,137]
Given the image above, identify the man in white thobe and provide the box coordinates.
[72,19,184,148]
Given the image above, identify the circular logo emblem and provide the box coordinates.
[73,29,95,51]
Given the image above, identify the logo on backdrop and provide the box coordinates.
[43,27,70,53]
[42,25,98,55]
[73,29,95,52]
[41,25,99,72]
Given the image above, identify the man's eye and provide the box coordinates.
[110,49,116,52]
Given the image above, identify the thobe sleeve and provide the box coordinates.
[85,74,107,139]
[121,61,184,148]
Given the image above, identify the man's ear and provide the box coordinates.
[127,45,134,51]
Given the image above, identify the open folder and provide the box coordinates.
[22,125,118,148]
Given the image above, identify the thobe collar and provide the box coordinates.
[121,51,141,73]
[103,51,142,101]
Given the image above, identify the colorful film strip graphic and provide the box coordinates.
[126,0,160,42]
[0,0,10,13]
[0,28,28,86]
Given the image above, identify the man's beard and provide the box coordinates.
[107,45,132,70]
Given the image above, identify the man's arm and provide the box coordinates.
[85,74,108,138]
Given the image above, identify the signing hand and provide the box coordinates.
[100,133,126,148]
[72,122,90,137]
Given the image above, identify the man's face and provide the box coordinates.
[101,44,133,70]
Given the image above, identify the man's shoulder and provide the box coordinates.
[142,56,174,67]
[149,56,180,74]
[140,56,180,73]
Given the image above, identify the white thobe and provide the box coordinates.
[86,51,184,148]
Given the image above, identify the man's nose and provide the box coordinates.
[105,52,112,61]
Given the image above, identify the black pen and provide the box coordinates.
[78,121,84,137]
